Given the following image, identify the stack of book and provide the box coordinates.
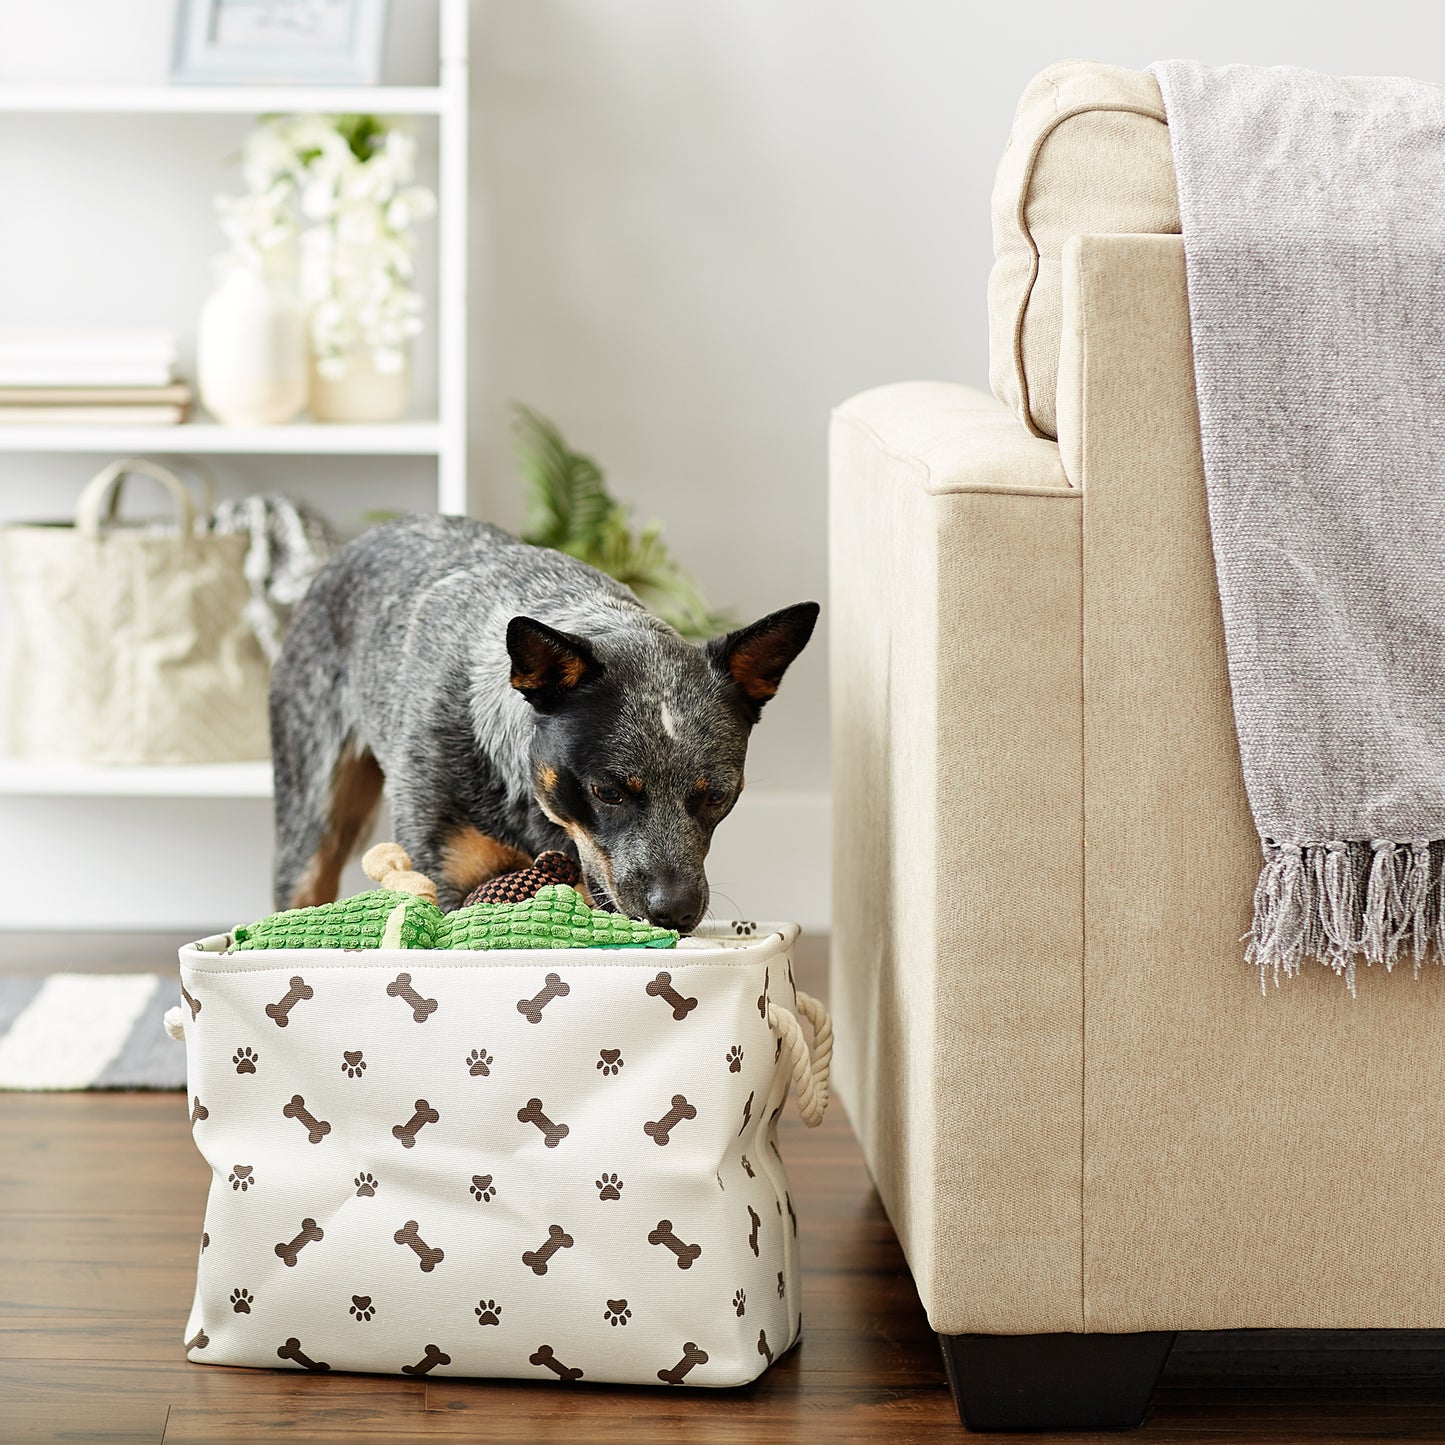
[0,331,191,425]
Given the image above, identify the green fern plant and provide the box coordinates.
[515,404,730,641]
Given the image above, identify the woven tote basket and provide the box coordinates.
[166,920,831,1388]
[1,458,269,764]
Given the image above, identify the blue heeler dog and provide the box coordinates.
[270,514,818,928]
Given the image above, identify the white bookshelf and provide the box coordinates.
[0,0,469,803]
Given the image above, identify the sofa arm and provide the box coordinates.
[828,381,1085,1334]
[831,381,1071,494]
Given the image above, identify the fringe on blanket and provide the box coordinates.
[1249,839,1445,995]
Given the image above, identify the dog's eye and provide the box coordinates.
[592,783,624,806]
[705,789,731,809]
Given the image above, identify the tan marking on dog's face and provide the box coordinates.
[537,764,558,792]
[625,775,645,795]
[535,803,618,908]
[439,825,531,893]
[693,776,709,794]
[290,744,385,909]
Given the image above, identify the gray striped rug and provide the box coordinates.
[0,974,185,1090]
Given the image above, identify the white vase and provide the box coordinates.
[197,265,308,426]
[309,346,411,424]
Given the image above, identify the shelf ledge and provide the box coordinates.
[0,760,274,799]
[0,85,447,115]
[0,420,446,455]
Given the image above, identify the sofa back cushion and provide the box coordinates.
[988,61,1179,439]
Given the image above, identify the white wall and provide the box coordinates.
[3,0,1444,931]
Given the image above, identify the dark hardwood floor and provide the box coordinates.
[4,935,1445,1441]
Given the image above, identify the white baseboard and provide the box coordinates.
[0,788,832,934]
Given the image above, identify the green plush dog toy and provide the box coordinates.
[232,843,678,952]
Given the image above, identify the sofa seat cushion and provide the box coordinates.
[989,61,1179,439]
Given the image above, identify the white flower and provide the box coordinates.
[214,113,436,372]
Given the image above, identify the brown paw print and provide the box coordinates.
[725,1044,743,1073]
[354,1172,378,1197]
[232,1046,258,1074]
[732,920,757,936]
[596,1048,623,1076]
[470,1173,496,1202]
[230,1287,253,1314]
[596,1172,623,1201]
[341,1050,366,1078]
[475,1298,501,1327]
[228,1164,254,1192]
[732,1288,746,1317]
[349,1294,375,1321]
[603,1298,632,1327]
[466,1047,493,1077]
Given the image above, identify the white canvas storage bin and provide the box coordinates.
[170,920,830,1388]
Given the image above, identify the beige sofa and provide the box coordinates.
[829,61,1445,1432]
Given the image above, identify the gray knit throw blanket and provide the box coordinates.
[1152,61,1445,992]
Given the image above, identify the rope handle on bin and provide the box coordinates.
[767,989,832,1127]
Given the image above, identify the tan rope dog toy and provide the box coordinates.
[361,843,439,906]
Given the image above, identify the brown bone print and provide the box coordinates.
[185,1328,208,1352]
[264,975,313,1028]
[385,971,438,1023]
[282,1094,331,1144]
[787,1192,798,1237]
[737,1090,754,1137]
[394,1219,444,1272]
[757,1328,774,1365]
[648,1218,702,1270]
[181,982,201,1021]
[521,1223,575,1276]
[757,967,769,1019]
[530,1344,584,1382]
[517,1097,569,1148]
[392,1098,440,1148]
[274,1217,324,1267]
[190,1097,208,1125]
[276,1337,330,1372]
[401,1343,452,1376]
[658,1341,709,1384]
[643,1093,698,1147]
[645,970,698,1021]
[747,1205,761,1257]
[516,971,570,1023]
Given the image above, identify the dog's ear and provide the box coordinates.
[706,602,819,720]
[507,617,604,711]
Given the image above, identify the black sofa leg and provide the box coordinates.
[938,1330,1176,1432]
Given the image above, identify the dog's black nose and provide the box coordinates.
[645,884,703,934]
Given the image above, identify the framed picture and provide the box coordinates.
[171,0,389,85]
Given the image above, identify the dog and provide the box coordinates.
[270,513,818,927]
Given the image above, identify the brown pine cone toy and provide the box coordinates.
[463,850,581,907]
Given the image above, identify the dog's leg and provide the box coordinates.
[272,622,385,916]
[276,736,385,911]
